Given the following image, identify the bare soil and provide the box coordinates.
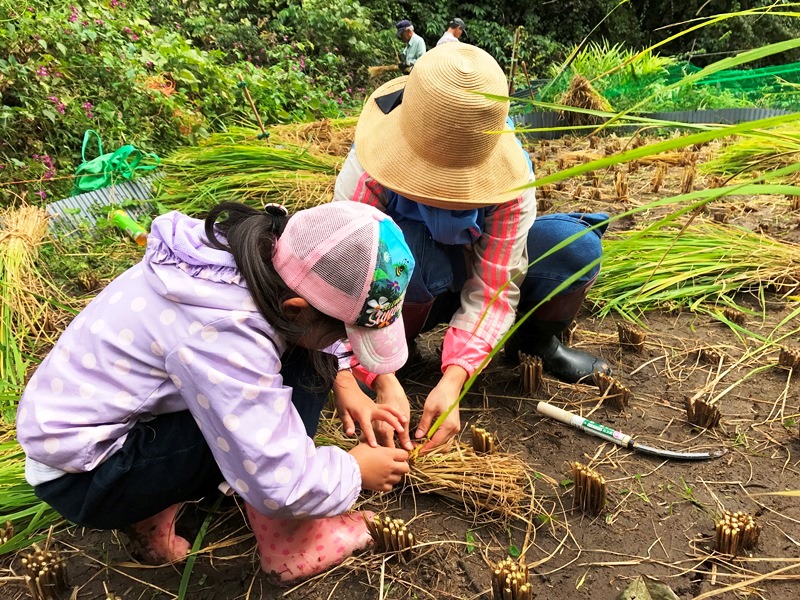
[2,134,800,600]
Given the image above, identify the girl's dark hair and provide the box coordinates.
[204,201,345,389]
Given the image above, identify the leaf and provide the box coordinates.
[41,109,56,124]
[465,530,475,554]
[508,543,520,558]
[618,576,680,600]
[55,42,67,56]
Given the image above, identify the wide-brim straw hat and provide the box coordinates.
[355,43,530,209]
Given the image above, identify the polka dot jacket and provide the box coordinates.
[16,211,362,519]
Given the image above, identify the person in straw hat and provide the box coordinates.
[334,43,611,450]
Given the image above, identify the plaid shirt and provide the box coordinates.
[333,149,536,376]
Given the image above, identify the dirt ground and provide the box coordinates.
[3,133,800,600]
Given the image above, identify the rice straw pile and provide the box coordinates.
[559,74,612,126]
[155,133,342,215]
[405,442,529,517]
[589,221,800,320]
[267,118,357,157]
[314,417,534,517]
[368,65,400,79]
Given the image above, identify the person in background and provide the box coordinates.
[396,19,426,74]
[17,200,415,583]
[334,43,611,452]
[436,18,466,46]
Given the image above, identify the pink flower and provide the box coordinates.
[48,96,67,114]
[36,66,49,77]
[131,34,139,41]
[83,102,94,119]
[36,190,47,199]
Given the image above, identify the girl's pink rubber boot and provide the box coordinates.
[245,503,374,584]
[124,503,191,564]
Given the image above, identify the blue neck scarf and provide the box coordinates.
[387,194,484,246]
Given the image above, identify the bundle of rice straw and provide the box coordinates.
[0,204,50,335]
[156,134,342,215]
[589,221,800,320]
[268,118,358,157]
[405,442,531,517]
[315,417,537,517]
[559,75,612,127]
[368,65,400,79]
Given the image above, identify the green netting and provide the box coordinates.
[601,61,800,110]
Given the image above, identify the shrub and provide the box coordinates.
[0,0,351,204]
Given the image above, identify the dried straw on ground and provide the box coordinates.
[558,75,612,127]
[268,117,357,157]
[314,418,533,517]
[405,442,530,517]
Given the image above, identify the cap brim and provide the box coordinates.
[345,317,408,374]
[354,77,531,207]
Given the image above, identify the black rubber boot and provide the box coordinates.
[517,328,611,384]
[504,278,611,384]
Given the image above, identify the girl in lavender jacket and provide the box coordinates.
[16,200,415,583]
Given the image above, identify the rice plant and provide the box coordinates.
[589,221,800,321]
[0,433,61,556]
[701,125,800,176]
[155,133,342,215]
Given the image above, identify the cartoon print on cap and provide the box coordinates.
[356,219,414,329]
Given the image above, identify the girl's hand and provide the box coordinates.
[349,443,410,492]
[333,371,408,448]
[414,365,467,454]
[372,373,413,450]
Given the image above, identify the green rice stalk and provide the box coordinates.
[701,126,800,176]
[156,134,342,215]
[0,433,61,555]
[589,221,800,321]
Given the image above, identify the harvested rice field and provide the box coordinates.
[2,126,800,600]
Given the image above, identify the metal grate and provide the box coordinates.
[45,175,157,237]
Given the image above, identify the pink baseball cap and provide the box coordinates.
[273,201,415,374]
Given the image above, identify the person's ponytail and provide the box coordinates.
[204,202,342,388]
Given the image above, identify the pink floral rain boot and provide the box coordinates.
[245,503,374,584]
[124,503,191,564]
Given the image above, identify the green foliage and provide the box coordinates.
[0,0,350,203]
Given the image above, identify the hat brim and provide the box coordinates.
[345,316,408,374]
[355,77,531,208]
